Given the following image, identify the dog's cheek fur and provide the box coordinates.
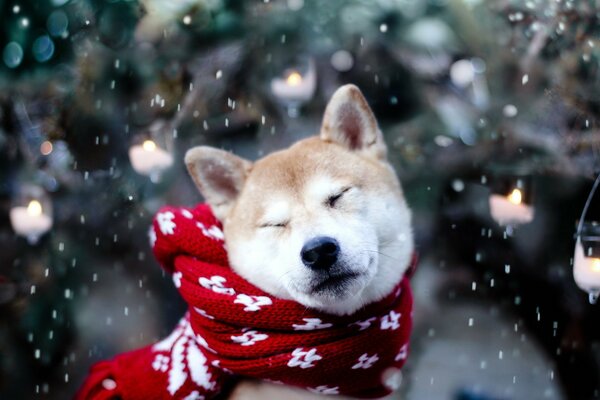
[225,224,301,301]
[362,188,414,303]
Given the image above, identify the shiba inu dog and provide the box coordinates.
[185,84,414,399]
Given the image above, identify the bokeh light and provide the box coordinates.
[3,42,24,68]
[47,10,69,38]
[32,35,55,63]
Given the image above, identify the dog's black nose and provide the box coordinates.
[301,236,340,271]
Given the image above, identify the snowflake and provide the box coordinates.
[183,391,205,400]
[196,335,216,354]
[211,360,233,374]
[198,276,236,296]
[308,385,340,395]
[151,317,216,395]
[287,348,322,369]
[152,354,169,372]
[193,307,215,320]
[157,211,176,235]
[395,343,408,361]
[351,353,379,369]
[394,287,403,298]
[172,272,182,288]
[380,310,401,330]
[292,318,332,331]
[349,317,376,331]
[196,222,224,241]
[234,294,273,311]
[231,330,269,346]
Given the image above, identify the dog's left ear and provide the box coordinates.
[185,146,252,221]
[320,84,387,159]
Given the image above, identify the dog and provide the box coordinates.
[184,84,414,399]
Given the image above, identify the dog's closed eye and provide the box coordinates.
[326,187,352,208]
[259,221,288,228]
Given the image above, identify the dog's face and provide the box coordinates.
[186,85,413,315]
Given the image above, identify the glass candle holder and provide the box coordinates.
[9,185,53,244]
[270,57,316,118]
[574,222,600,304]
[128,123,174,183]
[488,176,534,226]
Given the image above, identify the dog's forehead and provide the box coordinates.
[229,136,399,227]
[231,139,350,218]
[253,176,347,221]
[305,176,349,199]
[248,138,355,189]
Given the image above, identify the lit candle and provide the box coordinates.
[489,188,534,226]
[9,199,53,243]
[270,60,317,108]
[128,139,174,181]
[573,238,600,303]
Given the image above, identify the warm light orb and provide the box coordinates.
[27,200,43,217]
[593,258,600,272]
[142,140,157,152]
[508,188,522,205]
[286,71,302,86]
[40,140,53,155]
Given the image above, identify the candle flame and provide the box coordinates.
[142,140,157,152]
[593,258,600,272]
[286,71,302,86]
[27,200,43,217]
[508,188,522,205]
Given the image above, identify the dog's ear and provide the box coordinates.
[320,84,387,159]
[185,146,252,221]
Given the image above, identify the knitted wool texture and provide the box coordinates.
[76,204,414,400]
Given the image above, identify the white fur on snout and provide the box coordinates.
[281,177,379,312]
[286,211,379,315]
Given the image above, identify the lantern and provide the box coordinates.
[574,173,600,303]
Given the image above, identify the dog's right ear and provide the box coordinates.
[320,84,387,160]
[185,146,252,221]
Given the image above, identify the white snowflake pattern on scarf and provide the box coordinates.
[151,317,216,397]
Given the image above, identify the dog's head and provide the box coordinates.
[185,85,413,315]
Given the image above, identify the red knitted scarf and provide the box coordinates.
[76,204,415,399]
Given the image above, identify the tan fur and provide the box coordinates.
[185,146,252,220]
[227,136,402,239]
[321,84,388,159]
[185,84,413,398]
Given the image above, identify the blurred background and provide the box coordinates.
[1,0,599,399]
